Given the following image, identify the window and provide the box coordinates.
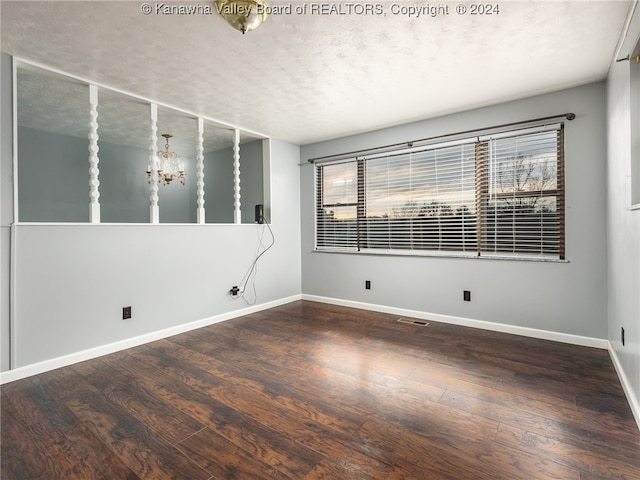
[315,123,565,260]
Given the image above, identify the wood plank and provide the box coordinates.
[137,343,389,478]
[154,337,374,430]
[202,371,393,477]
[359,416,579,480]
[495,422,640,480]
[80,357,206,445]
[0,389,68,480]
[2,376,78,437]
[357,417,498,480]
[112,345,325,480]
[62,382,211,479]
[302,458,383,480]
[439,388,640,459]
[44,422,141,480]
[177,426,294,480]
[408,355,579,410]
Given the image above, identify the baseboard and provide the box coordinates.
[608,342,640,431]
[302,294,609,349]
[0,294,302,385]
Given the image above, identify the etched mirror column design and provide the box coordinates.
[196,118,205,224]
[88,85,100,223]
[233,128,241,224]
[149,103,159,223]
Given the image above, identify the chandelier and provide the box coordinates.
[216,0,269,34]
[147,133,186,186]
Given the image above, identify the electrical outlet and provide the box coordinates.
[365,280,371,290]
[622,327,625,346]
[463,290,471,302]
[122,306,132,320]
[230,286,240,296]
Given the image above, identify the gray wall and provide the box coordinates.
[301,82,608,339]
[1,52,13,371]
[10,138,300,367]
[607,12,640,416]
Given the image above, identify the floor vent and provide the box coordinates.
[397,318,429,326]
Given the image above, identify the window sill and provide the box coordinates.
[630,204,640,211]
[313,248,569,263]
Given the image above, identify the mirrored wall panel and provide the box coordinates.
[97,90,150,223]
[203,128,265,224]
[17,65,90,222]
[237,132,265,224]
[156,107,198,223]
[15,61,269,224]
[203,122,235,224]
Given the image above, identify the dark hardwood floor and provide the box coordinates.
[2,300,639,479]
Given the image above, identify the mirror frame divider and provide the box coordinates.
[196,117,205,224]
[88,85,100,223]
[149,103,160,224]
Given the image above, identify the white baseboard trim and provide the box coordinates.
[608,342,640,431]
[302,294,609,349]
[0,294,302,385]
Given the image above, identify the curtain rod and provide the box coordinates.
[307,112,575,164]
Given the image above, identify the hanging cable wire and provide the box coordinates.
[233,216,275,306]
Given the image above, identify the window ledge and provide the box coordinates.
[313,248,569,263]
[630,204,640,211]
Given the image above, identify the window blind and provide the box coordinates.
[477,126,564,258]
[316,160,359,250]
[315,123,565,260]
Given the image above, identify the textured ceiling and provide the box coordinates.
[0,0,633,146]
[16,64,250,152]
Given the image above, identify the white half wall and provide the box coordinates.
[300,82,608,340]
[7,138,301,370]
